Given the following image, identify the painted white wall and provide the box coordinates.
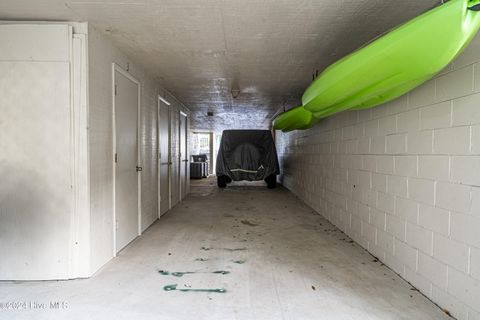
[277,34,480,320]
[88,25,190,274]
[186,115,191,195]
[89,25,153,272]
[0,23,89,280]
[0,22,191,280]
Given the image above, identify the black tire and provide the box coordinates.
[265,174,277,189]
[217,175,227,188]
[225,176,232,184]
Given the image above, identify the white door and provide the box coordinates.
[170,109,180,207]
[179,113,188,200]
[159,98,170,216]
[114,68,139,253]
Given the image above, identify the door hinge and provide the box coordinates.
[114,84,118,96]
[115,153,118,163]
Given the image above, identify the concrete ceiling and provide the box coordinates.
[0,0,440,131]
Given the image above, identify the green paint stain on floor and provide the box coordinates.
[158,270,230,277]
[163,284,177,291]
[171,271,196,277]
[223,248,247,252]
[212,270,230,275]
[232,260,245,264]
[163,284,226,293]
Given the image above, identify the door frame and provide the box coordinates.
[192,131,214,175]
[170,108,180,207]
[158,95,171,218]
[179,111,188,199]
[112,63,142,256]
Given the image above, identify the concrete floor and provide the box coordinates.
[0,178,451,320]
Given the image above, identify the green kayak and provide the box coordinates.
[272,106,319,132]
[274,0,480,132]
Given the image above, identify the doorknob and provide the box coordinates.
[136,166,143,172]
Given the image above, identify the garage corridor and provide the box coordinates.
[2,1,480,319]
[0,180,450,320]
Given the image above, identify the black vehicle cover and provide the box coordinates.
[216,130,280,181]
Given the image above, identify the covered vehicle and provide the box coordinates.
[216,130,280,188]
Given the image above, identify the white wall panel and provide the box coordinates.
[0,61,72,280]
[0,24,70,61]
[70,34,90,278]
[0,23,89,280]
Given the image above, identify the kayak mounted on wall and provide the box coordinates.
[274,0,480,132]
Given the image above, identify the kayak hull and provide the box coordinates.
[274,0,480,132]
[272,106,319,132]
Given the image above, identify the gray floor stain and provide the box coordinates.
[201,246,247,252]
[240,220,259,227]
[235,206,256,211]
[158,270,230,277]
[163,284,227,293]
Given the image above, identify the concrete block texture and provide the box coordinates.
[420,101,452,130]
[408,178,435,205]
[277,37,480,317]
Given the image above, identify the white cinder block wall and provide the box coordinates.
[277,35,480,320]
